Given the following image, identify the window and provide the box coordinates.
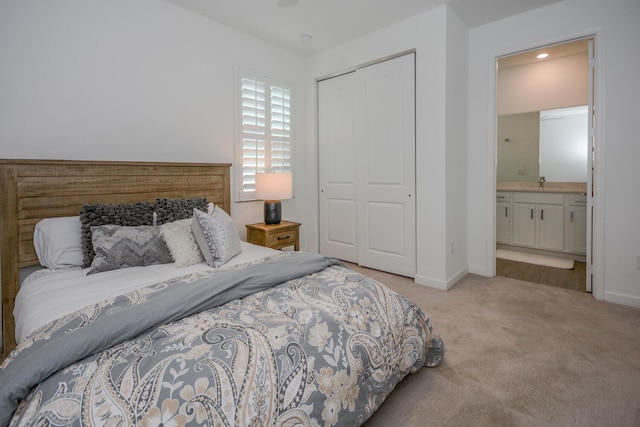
[235,70,293,201]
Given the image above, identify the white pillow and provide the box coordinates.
[191,207,242,267]
[33,217,84,269]
[160,218,204,267]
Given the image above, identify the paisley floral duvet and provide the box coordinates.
[0,252,444,426]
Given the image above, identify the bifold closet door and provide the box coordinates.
[318,54,416,277]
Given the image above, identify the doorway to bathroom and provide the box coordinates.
[495,37,595,293]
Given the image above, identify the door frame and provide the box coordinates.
[491,32,604,300]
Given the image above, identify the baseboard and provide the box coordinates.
[468,264,492,277]
[448,266,468,288]
[415,275,448,290]
[415,266,468,291]
[604,290,640,309]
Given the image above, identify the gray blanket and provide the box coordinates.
[0,252,444,426]
[0,252,341,426]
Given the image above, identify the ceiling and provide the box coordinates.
[165,0,565,56]
[498,38,590,69]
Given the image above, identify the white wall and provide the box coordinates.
[304,5,469,289]
[0,0,307,240]
[467,0,640,307]
[498,52,588,115]
[445,9,469,286]
[0,0,308,345]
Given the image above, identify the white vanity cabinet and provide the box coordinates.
[511,192,565,251]
[537,203,565,251]
[496,192,511,244]
[567,194,588,254]
[497,190,587,257]
[511,202,536,247]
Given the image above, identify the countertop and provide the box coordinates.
[497,181,587,194]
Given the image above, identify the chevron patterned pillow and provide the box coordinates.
[87,224,173,275]
[79,202,155,268]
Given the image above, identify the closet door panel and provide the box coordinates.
[324,199,357,260]
[318,72,358,262]
[357,54,416,277]
[365,201,405,255]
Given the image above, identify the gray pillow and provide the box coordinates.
[79,202,154,268]
[191,207,242,267]
[155,197,209,225]
[87,224,173,275]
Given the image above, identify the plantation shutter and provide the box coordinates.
[241,77,267,195]
[236,71,292,201]
[270,85,292,172]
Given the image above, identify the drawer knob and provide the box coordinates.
[277,235,291,240]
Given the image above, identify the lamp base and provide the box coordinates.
[264,200,282,224]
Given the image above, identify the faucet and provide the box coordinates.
[539,176,546,190]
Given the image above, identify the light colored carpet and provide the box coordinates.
[497,248,574,269]
[344,264,640,427]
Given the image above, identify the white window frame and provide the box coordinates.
[235,69,293,202]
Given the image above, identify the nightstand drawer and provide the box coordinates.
[246,220,301,251]
[267,228,298,248]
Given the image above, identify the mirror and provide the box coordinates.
[539,105,588,182]
[497,105,588,182]
[496,38,591,185]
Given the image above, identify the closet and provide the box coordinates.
[318,53,416,277]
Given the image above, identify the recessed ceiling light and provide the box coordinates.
[537,53,549,59]
[300,34,313,44]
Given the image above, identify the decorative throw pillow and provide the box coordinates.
[191,207,242,267]
[155,197,209,225]
[87,224,173,275]
[79,202,154,268]
[160,218,204,267]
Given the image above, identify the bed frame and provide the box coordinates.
[0,159,231,359]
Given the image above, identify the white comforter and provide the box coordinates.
[14,242,278,343]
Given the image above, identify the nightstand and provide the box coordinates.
[246,220,300,251]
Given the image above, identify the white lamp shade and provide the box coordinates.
[255,173,293,200]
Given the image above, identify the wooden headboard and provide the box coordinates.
[0,159,231,358]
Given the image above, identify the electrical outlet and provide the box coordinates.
[450,242,454,254]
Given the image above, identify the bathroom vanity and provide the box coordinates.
[496,105,589,261]
[496,184,587,260]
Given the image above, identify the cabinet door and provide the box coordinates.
[496,201,510,244]
[512,203,536,247]
[568,205,587,254]
[538,203,564,251]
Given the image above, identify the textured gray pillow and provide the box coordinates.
[79,202,154,268]
[160,218,204,267]
[155,197,209,225]
[87,224,173,275]
[191,207,242,267]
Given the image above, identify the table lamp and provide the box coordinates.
[255,172,292,224]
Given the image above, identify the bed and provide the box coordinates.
[0,159,444,426]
